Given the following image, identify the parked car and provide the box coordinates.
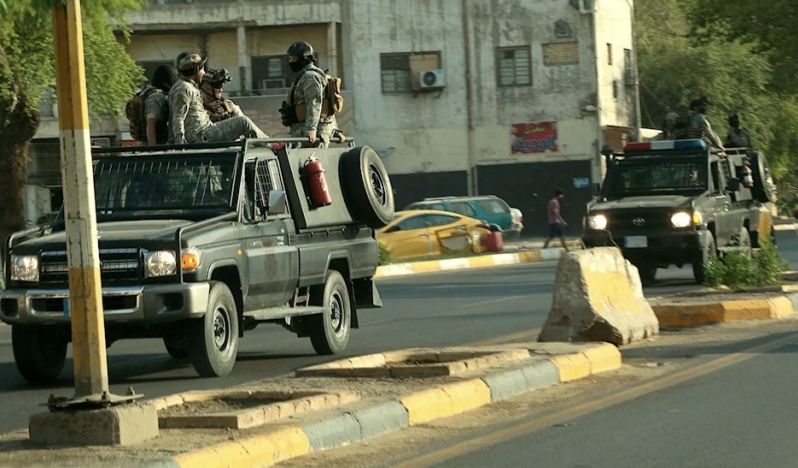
[404,195,523,240]
[377,210,492,261]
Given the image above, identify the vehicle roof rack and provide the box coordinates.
[92,136,357,157]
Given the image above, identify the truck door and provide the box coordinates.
[709,160,733,247]
[243,158,299,309]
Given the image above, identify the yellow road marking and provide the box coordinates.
[388,330,798,468]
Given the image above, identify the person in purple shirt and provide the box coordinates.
[543,188,569,251]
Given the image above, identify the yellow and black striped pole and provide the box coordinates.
[52,0,109,399]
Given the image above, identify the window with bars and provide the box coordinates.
[251,55,291,90]
[245,159,289,221]
[379,52,441,94]
[623,48,634,85]
[496,47,531,87]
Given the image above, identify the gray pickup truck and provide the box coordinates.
[582,139,776,285]
[1,138,395,383]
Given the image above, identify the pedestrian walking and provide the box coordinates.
[543,189,569,251]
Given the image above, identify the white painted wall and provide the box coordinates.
[594,0,636,127]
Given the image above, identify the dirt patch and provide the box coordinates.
[392,359,439,366]
[159,396,291,417]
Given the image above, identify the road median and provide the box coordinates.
[0,342,621,468]
[650,290,798,327]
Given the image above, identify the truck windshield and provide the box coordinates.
[606,158,707,195]
[93,154,237,217]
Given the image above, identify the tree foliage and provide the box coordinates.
[636,0,798,179]
[687,0,798,94]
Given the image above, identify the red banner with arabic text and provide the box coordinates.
[511,121,558,154]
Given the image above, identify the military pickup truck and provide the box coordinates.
[581,138,776,285]
[1,138,395,383]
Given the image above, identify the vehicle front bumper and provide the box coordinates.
[0,282,210,325]
[582,229,709,266]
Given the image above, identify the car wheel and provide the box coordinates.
[638,264,657,286]
[12,325,68,385]
[308,270,351,355]
[693,233,716,285]
[341,146,395,228]
[163,336,189,360]
[187,281,239,377]
[736,227,752,258]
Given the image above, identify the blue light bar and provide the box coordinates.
[672,139,706,150]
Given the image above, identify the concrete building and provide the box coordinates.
[27,0,640,235]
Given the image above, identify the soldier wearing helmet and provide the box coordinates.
[281,41,345,147]
[201,68,243,123]
[687,96,724,150]
[724,113,751,148]
[653,112,681,141]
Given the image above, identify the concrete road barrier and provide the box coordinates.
[538,247,660,346]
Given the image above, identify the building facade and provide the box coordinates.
[28,0,639,236]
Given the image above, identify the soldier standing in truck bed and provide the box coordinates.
[725,114,752,148]
[687,97,724,150]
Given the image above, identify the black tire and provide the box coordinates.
[187,281,239,377]
[749,151,775,203]
[638,264,657,286]
[308,270,351,355]
[340,146,395,228]
[12,325,68,385]
[163,336,189,360]
[736,227,752,258]
[693,233,716,285]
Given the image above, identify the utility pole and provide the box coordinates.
[52,0,114,405]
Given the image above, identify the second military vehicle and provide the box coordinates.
[581,138,776,285]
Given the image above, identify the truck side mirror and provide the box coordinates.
[727,178,740,192]
[267,190,287,216]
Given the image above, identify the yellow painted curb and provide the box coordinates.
[548,353,592,383]
[399,378,491,425]
[580,343,623,375]
[468,255,497,268]
[653,296,795,327]
[517,250,542,263]
[173,426,310,468]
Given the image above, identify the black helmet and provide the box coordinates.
[287,41,314,59]
[728,113,740,127]
[202,68,232,86]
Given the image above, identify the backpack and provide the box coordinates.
[291,69,344,118]
[125,87,167,143]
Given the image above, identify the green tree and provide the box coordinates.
[635,0,797,178]
[687,0,798,94]
[0,0,145,242]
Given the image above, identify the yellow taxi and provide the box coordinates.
[376,209,492,261]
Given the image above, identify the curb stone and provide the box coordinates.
[650,293,798,327]
[139,342,620,468]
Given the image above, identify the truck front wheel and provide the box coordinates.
[187,281,239,377]
[12,325,68,385]
[308,270,351,355]
[693,234,716,285]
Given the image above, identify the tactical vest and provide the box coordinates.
[286,69,335,122]
[204,99,234,123]
[687,112,705,140]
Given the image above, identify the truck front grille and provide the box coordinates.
[39,248,142,285]
[608,210,673,231]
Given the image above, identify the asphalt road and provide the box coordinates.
[0,230,795,434]
[429,332,798,468]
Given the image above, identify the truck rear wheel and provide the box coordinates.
[341,146,395,228]
[693,234,716,285]
[749,151,775,203]
[187,281,239,377]
[12,325,68,385]
[308,270,351,355]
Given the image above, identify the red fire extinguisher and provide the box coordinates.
[741,164,754,188]
[304,154,332,207]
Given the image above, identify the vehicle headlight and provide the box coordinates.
[588,214,608,230]
[145,251,177,277]
[10,255,39,282]
[180,248,204,273]
[671,212,692,228]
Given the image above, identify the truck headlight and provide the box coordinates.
[10,255,39,282]
[671,212,692,228]
[145,251,177,277]
[588,214,608,230]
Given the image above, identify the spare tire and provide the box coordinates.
[749,151,775,203]
[340,146,395,228]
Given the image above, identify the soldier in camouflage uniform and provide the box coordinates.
[687,96,724,150]
[169,54,268,144]
[724,114,752,148]
[282,42,345,148]
[653,112,680,141]
[200,68,243,123]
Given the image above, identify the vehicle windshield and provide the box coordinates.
[93,153,237,219]
[606,157,708,196]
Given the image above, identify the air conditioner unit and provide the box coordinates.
[418,69,446,90]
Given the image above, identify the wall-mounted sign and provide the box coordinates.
[511,121,558,154]
[573,177,590,189]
